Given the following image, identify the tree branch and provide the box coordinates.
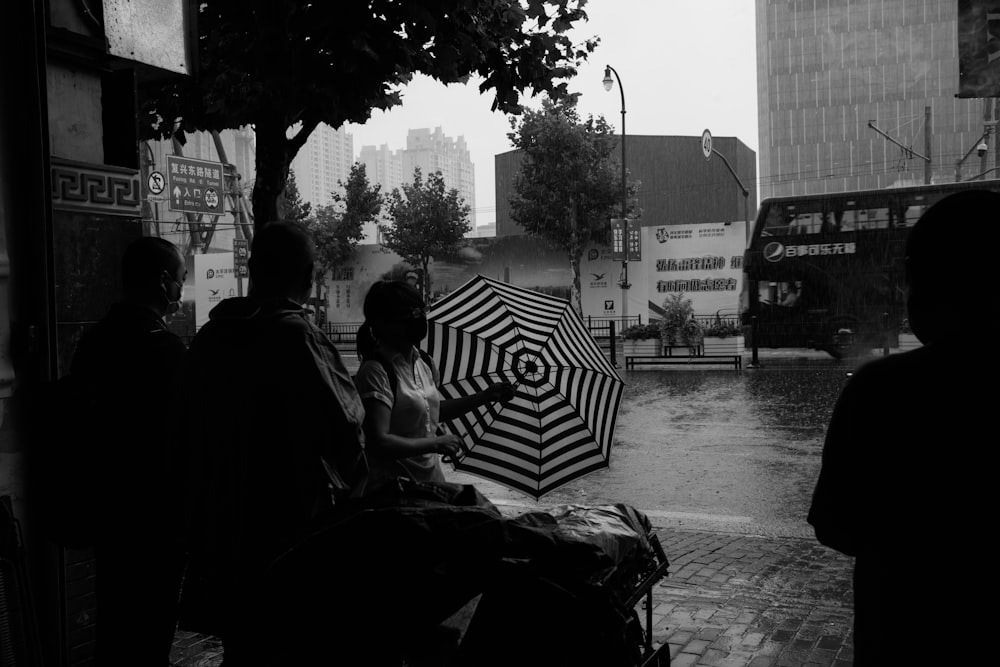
[287,114,322,160]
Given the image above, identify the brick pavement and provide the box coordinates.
[170,527,854,667]
[646,528,854,667]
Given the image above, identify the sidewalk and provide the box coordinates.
[169,527,854,667]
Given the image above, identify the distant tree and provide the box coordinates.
[138,0,598,230]
[383,169,471,302]
[277,170,312,223]
[507,97,636,315]
[309,163,382,279]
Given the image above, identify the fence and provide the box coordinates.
[585,320,618,368]
[323,322,362,351]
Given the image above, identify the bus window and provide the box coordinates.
[762,203,826,236]
[788,211,824,234]
[759,280,804,308]
[760,205,789,236]
[835,204,889,231]
[901,204,927,227]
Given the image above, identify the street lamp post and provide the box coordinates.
[603,65,629,322]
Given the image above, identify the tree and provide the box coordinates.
[138,0,598,229]
[309,163,382,279]
[383,169,471,302]
[277,170,312,223]
[507,97,636,315]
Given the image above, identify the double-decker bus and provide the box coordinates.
[742,180,1000,358]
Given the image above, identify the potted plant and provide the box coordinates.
[702,317,746,356]
[897,318,921,352]
[659,293,695,348]
[621,323,663,356]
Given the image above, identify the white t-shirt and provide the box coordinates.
[354,346,445,485]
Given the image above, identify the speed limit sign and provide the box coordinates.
[701,129,713,160]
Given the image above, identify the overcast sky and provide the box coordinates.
[345,1,758,226]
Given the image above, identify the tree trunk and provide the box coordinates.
[422,257,431,304]
[251,115,289,231]
[569,254,582,317]
[566,200,583,316]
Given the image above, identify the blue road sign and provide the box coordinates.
[166,155,225,215]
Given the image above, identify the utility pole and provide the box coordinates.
[866,119,931,182]
[925,106,932,184]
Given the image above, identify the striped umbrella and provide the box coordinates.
[423,274,625,499]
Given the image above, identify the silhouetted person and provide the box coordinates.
[808,189,999,665]
[69,236,188,666]
[182,222,367,665]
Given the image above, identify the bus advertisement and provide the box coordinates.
[741,180,1000,358]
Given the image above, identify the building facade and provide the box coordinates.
[290,122,355,208]
[494,135,757,237]
[1,2,196,664]
[756,0,995,199]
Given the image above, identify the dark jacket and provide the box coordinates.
[808,343,993,664]
[70,302,187,541]
[183,297,367,583]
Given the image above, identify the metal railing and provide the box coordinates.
[587,315,641,330]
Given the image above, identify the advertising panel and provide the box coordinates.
[194,252,239,330]
[580,240,650,321]
[957,0,1000,97]
[583,222,746,321]
[648,221,746,318]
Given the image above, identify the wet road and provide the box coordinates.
[448,365,854,538]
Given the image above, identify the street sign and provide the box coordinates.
[147,170,165,195]
[610,218,641,262]
[233,238,249,278]
[611,218,626,261]
[702,129,713,159]
[166,154,225,215]
[626,220,641,262]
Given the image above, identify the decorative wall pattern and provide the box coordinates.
[51,158,140,217]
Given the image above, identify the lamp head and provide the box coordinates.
[602,66,614,92]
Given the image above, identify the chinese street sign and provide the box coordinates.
[233,238,249,278]
[166,155,225,215]
[611,218,642,262]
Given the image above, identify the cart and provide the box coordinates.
[623,530,672,666]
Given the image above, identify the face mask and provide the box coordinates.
[164,276,184,315]
[401,315,428,344]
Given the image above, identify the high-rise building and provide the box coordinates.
[359,143,406,195]
[359,126,477,233]
[756,0,994,199]
[290,122,354,208]
[402,127,476,227]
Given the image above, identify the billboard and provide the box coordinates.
[957,0,1000,97]
[194,252,240,330]
[647,221,746,319]
[582,221,746,321]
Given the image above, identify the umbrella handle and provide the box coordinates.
[437,423,469,466]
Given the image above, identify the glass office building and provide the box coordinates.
[756,0,997,199]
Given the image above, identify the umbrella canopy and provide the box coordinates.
[424,275,625,499]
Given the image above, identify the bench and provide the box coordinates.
[625,345,742,370]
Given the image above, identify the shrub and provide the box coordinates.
[622,323,661,340]
[659,293,695,344]
[703,318,743,338]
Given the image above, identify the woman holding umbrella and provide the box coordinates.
[354,280,514,491]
